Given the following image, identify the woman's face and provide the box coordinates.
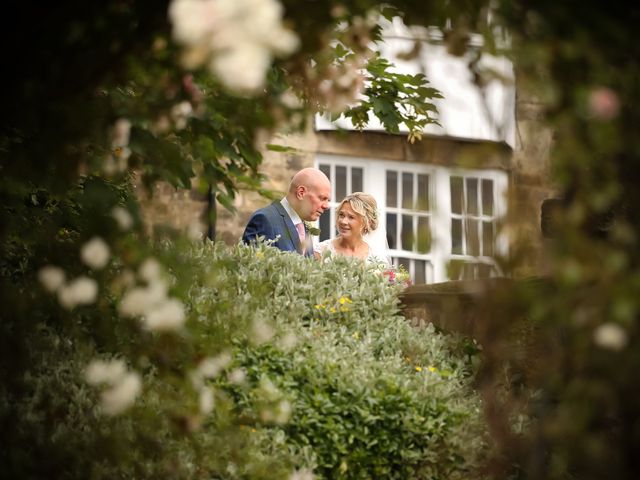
[337,202,365,239]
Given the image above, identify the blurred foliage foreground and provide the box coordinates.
[2,219,487,478]
[3,0,640,479]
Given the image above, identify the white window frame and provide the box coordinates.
[316,158,370,241]
[316,153,508,284]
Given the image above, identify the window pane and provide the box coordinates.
[417,217,430,253]
[402,172,413,209]
[448,259,464,280]
[450,176,463,214]
[482,179,494,215]
[319,210,331,241]
[336,166,347,200]
[386,171,397,208]
[417,174,429,211]
[352,167,363,193]
[415,259,426,284]
[467,219,479,256]
[386,213,397,249]
[466,178,478,215]
[451,218,463,254]
[482,221,494,256]
[478,263,493,278]
[401,214,414,251]
[319,164,331,184]
[398,257,411,272]
[463,263,476,280]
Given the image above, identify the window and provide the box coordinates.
[316,154,508,284]
[448,175,500,280]
[317,160,366,241]
[385,169,434,284]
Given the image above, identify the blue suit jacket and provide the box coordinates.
[242,201,313,257]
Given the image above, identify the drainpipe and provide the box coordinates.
[207,184,217,241]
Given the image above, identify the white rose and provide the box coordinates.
[38,265,66,293]
[111,118,131,148]
[138,258,163,283]
[594,322,628,351]
[143,298,186,331]
[169,0,298,94]
[85,359,127,385]
[212,43,272,92]
[197,351,232,378]
[111,207,133,231]
[100,372,142,416]
[266,28,300,56]
[169,0,219,46]
[118,282,167,317]
[227,368,246,384]
[274,399,292,425]
[80,237,110,270]
[279,90,303,109]
[58,276,98,309]
[199,386,215,414]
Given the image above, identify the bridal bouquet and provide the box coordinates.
[373,263,411,288]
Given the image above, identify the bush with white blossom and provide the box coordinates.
[169,0,299,93]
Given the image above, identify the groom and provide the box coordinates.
[242,167,331,256]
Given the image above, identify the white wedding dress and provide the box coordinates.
[314,231,391,267]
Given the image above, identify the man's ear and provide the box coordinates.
[296,185,306,199]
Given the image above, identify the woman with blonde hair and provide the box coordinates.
[314,192,391,265]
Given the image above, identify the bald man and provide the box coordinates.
[242,168,331,256]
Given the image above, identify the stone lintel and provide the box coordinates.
[316,130,512,171]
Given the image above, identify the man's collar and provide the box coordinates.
[280,197,302,225]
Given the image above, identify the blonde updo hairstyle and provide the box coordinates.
[338,192,379,234]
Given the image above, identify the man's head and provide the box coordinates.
[286,168,331,221]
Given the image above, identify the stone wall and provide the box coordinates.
[136,174,209,240]
[140,79,557,280]
[398,279,491,335]
[508,75,558,277]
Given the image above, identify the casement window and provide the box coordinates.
[317,160,366,243]
[316,154,508,284]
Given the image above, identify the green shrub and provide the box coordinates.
[2,237,487,479]
[189,241,488,479]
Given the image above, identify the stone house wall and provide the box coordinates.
[140,80,557,280]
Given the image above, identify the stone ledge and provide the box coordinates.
[399,277,547,336]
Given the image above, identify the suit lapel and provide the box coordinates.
[272,201,302,252]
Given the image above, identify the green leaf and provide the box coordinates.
[265,143,299,153]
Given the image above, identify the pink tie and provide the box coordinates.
[295,222,306,243]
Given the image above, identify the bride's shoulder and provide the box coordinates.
[314,238,333,252]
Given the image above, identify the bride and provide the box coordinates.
[314,192,391,266]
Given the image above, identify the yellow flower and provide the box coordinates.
[329,307,336,313]
[415,366,423,372]
[352,331,360,340]
[339,296,352,305]
[428,366,437,373]
[340,306,349,312]
[256,251,264,258]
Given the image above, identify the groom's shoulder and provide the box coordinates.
[254,201,277,213]
[249,201,282,221]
